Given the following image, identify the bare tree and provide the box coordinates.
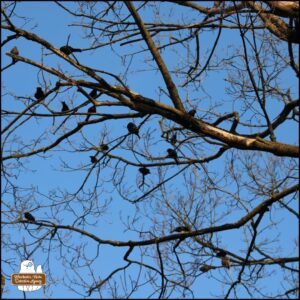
[1,1,299,298]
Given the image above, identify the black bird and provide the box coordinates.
[89,89,98,98]
[139,167,150,187]
[60,45,82,56]
[88,105,96,114]
[51,227,57,239]
[90,156,97,164]
[170,133,177,146]
[10,46,19,63]
[200,265,215,273]
[61,101,69,112]
[167,148,178,164]
[188,109,196,117]
[34,87,45,100]
[127,122,140,138]
[221,256,231,269]
[24,212,36,222]
[216,250,227,257]
[100,144,109,151]
[171,226,190,233]
[139,167,150,176]
[85,105,96,121]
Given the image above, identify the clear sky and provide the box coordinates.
[2,1,298,299]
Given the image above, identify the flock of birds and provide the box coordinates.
[10,45,231,273]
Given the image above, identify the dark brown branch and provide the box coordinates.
[125,1,184,111]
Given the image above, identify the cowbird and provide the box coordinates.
[100,144,109,151]
[60,45,82,56]
[200,265,215,273]
[167,148,178,164]
[139,167,150,176]
[127,122,140,138]
[61,101,69,112]
[188,109,196,117]
[221,256,231,269]
[34,87,45,100]
[216,250,227,257]
[171,226,190,233]
[10,46,19,63]
[139,166,150,187]
[85,105,96,121]
[170,133,177,145]
[51,227,57,239]
[24,212,36,222]
[89,89,98,98]
[90,156,97,164]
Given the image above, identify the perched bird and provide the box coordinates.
[34,87,45,100]
[89,89,98,98]
[200,265,215,273]
[60,45,82,56]
[171,226,190,233]
[10,46,19,63]
[85,105,96,121]
[127,122,140,138]
[216,250,227,257]
[90,156,97,164]
[188,109,196,117]
[100,144,109,151]
[139,166,150,187]
[139,167,150,176]
[50,227,57,239]
[221,256,231,269]
[170,133,177,146]
[61,101,69,112]
[167,148,178,164]
[24,212,36,222]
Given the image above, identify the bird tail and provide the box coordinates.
[73,48,82,52]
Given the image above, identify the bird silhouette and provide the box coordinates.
[85,105,96,121]
[188,109,196,117]
[24,212,36,222]
[89,89,98,98]
[170,133,177,145]
[221,256,231,269]
[90,156,97,164]
[60,45,82,56]
[167,148,178,164]
[34,87,45,100]
[200,265,215,272]
[50,227,57,239]
[61,101,69,112]
[171,226,190,233]
[127,122,140,138]
[216,250,227,257]
[139,167,150,175]
[139,167,150,187]
[100,144,109,151]
[10,46,19,63]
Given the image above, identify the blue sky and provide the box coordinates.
[2,1,299,299]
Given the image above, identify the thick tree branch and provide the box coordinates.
[125,1,185,111]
